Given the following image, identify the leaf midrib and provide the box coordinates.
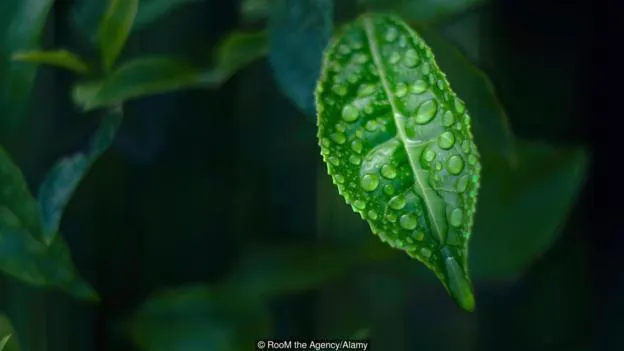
[363,16,445,243]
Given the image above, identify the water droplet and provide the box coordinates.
[468,155,478,165]
[395,82,407,97]
[334,174,345,184]
[351,140,363,154]
[389,52,401,64]
[358,84,376,97]
[368,210,378,220]
[342,105,359,122]
[356,128,365,139]
[414,231,425,241]
[434,162,443,171]
[321,138,331,147]
[454,97,465,113]
[349,155,362,165]
[335,123,346,133]
[381,164,397,179]
[420,247,432,258]
[422,148,436,163]
[399,214,418,230]
[385,27,398,42]
[461,140,471,153]
[331,85,347,97]
[456,175,469,192]
[446,155,464,175]
[421,63,430,75]
[360,174,379,192]
[442,110,454,127]
[354,199,366,210]
[330,133,346,145]
[329,156,340,166]
[354,53,368,64]
[449,208,464,227]
[365,120,378,131]
[389,195,406,210]
[383,184,395,196]
[437,131,455,149]
[414,100,438,124]
[410,80,428,94]
[403,49,418,67]
[398,36,407,48]
[385,213,397,222]
[406,237,414,244]
[339,44,351,55]
[436,79,445,91]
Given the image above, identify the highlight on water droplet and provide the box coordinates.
[449,208,464,227]
[360,174,380,192]
[399,214,418,230]
[353,199,367,210]
[414,100,437,124]
[342,105,360,122]
[331,133,347,145]
[411,80,428,94]
[388,195,406,210]
[446,155,464,175]
[437,131,455,149]
[349,155,362,165]
[351,139,363,154]
[442,110,454,127]
[381,164,397,179]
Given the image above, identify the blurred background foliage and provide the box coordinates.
[0,0,612,351]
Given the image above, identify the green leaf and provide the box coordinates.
[0,313,19,351]
[0,335,11,351]
[469,141,588,280]
[240,0,269,23]
[0,0,54,134]
[129,285,271,351]
[38,108,123,245]
[134,0,202,28]
[0,147,44,242]
[268,0,333,118]
[223,243,377,298]
[416,25,516,164]
[358,0,487,24]
[72,57,201,110]
[11,49,90,74]
[201,31,268,85]
[0,147,99,301]
[72,0,199,41]
[316,14,481,311]
[98,0,139,71]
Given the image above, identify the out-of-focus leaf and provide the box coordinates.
[268,0,333,119]
[134,0,202,28]
[0,334,11,351]
[200,31,268,85]
[129,285,271,351]
[72,57,201,110]
[358,0,487,24]
[469,141,589,280]
[11,49,90,74]
[416,25,517,164]
[240,0,269,23]
[98,0,139,71]
[0,147,99,301]
[72,0,200,41]
[38,108,123,244]
[0,0,54,135]
[223,243,379,298]
[0,147,44,242]
[0,313,19,351]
